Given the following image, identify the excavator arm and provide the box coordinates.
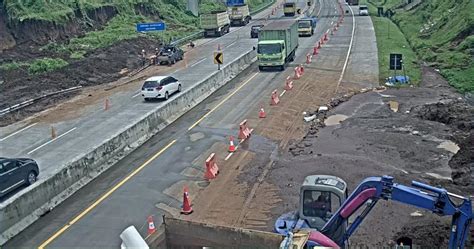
[320,176,473,248]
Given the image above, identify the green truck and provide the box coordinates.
[257,20,299,71]
[200,11,231,37]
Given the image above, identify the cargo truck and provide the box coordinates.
[257,20,299,71]
[200,11,231,37]
[227,5,251,26]
[298,17,317,36]
[283,0,297,16]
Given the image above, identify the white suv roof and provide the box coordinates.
[145,76,168,82]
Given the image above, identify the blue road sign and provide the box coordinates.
[136,22,166,32]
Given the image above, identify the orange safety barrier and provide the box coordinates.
[147,216,156,235]
[228,135,236,152]
[299,64,305,75]
[313,46,319,55]
[271,89,280,105]
[238,119,252,140]
[181,186,193,215]
[259,107,266,118]
[204,153,219,180]
[284,76,294,90]
[294,66,301,79]
[306,53,312,64]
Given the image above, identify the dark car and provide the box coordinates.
[250,24,264,38]
[157,45,184,65]
[0,157,39,197]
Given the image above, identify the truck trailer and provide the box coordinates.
[227,5,251,26]
[257,19,299,71]
[200,11,231,37]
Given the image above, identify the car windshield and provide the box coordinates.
[143,81,159,88]
[360,6,368,10]
[284,3,294,7]
[298,21,311,28]
[258,44,282,54]
[302,190,340,219]
[252,26,263,31]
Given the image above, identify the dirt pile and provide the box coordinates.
[270,66,473,247]
[0,37,160,126]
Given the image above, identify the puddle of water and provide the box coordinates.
[324,114,348,126]
[437,141,460,154]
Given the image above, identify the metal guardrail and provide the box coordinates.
[0,86,82,116]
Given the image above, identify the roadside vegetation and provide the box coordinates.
[364,0,473,92]
[3,0,272,67]
[0,58,69,75]
[362,0,420,84]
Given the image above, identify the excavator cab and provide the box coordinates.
[275,175,347,239]
[299,175,347,229]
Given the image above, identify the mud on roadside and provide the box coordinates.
[0,37,160,127]
[270,66,473,247]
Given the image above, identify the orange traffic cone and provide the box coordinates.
[259,107,266,118]
[228,136,236,152]
[181,186,193,215]
[51,126,57,139]
[147,216,156,235]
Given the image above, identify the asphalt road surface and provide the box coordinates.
[4,0,367,247]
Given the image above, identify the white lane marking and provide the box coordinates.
[27,127,77,155]
[280,90,286,97]
[335,1,356,93]
[226,41,237,48]
[326,28,330,33]
[225,152,234,161]
[132,92,141,98]
[190,58,207,67]
[0,123,38,141]
[331,21,334,25]
[317,0,323,16]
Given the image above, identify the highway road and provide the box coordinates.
[3,0,381,247]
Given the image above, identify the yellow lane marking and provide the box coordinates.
[187,72,260,131]
[39,139,177,249]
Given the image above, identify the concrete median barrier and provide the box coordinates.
[0,49,257,245]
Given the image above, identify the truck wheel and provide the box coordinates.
[258,66,264,71]
[280,65,285,71]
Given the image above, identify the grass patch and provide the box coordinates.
[362,0,421,85]
[0,62,29,71]
[28,58,69,75]
[366,0,473,92]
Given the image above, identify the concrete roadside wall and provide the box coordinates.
[0,49,257,245]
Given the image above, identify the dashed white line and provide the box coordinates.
[0,123,37,141]
[190,58,207,67]
[132,92,141,98]
[225,41,237,48]
[27,127,77,155]
[280,90,287,97]
[225,152,234,161]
